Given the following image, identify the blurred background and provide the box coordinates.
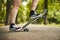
[0,0,60,26]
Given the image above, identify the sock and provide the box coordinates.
[10,23,15,28]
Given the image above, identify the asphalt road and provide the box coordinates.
[0,24,60,40]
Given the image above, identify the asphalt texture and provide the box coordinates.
[0,24,60,40]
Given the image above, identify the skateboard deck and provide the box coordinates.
[20,9,47,32]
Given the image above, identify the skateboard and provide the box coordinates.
[19,9,47,32]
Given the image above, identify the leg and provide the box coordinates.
[29,0,40,18]
[31,0,40,10]
[10,0,21,24]
[9,0,22,31]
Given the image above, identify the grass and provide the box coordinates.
[0,23,5,26]
[32,23,60,27]
[48,24,60,27]
[0,23,60,27]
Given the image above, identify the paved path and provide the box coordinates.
[0,24,60,40]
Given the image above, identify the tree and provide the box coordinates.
[5,0,12,25]
[43,0,48,25]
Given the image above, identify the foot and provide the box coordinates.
[29,10,39,19]
[9,23,21,32]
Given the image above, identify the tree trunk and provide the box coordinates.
[43,0,48,25]
[15,13,18,24]
[5,0,12,25]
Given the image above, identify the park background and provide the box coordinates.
[0,0,60,27]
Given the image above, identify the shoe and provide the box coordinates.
[9,23,21,32]
[29,10,39,19]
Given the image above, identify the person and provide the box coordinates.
[9,0,39,31]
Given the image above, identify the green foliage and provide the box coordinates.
[36,0,44,13]
[0,0,60,24]
[17,5,26,23]
[48,0,60,24]
[0,0,6,23]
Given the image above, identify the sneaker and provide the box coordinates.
[29,10,39,19]
[9,23,21,32]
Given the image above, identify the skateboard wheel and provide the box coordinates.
[23,28,29,32]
